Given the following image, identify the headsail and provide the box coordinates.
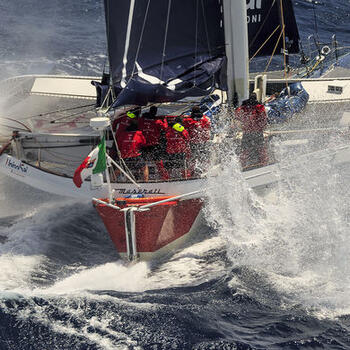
[247,0,300,58]
[104,0,226,108]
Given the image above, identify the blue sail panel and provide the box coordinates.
[113,56,226,107]
[104,0,226,107]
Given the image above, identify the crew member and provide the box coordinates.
[183,105,211,174]
[113,107,141,136]
[109,109,139,161]
[138,106,169,180]
[141,105,158,120]
[157,116,190,179]
[139,106,162,155]
[235,92,268,168]
[116,115,149,182]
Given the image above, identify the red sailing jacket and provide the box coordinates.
[182,115,211,144]
[113,115,131,136]
[117,130,146,159]
[156,119,190,155]
[235,104,267,133]
[138,117,161,147]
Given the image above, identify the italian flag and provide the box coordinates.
[73,136,106,188]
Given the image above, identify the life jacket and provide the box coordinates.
[182,115,211,144]
[113,115,131,135]
[117,130,146,159]
[235,104,267,133]
[138,117,161,147]
[166,123,190,155]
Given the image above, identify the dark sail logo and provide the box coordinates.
[247,0,262,24]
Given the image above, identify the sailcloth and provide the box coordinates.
[73,137,106,188]
[104,0,226,108]
[247,0,299,58]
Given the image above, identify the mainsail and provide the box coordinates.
[104,0,226,108]
[247,0,300,58]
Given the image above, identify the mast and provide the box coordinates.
[223,0,249,106]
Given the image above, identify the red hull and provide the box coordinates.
[94,197,203,257]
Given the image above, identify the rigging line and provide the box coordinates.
[279,0,289,90]
[49,108,96,124]
[104,1,110,68]
[249,25,281,62]
[15,103,96,121]
[33,139,92,164]
[0,117,32,132]
[108,124,137,182]
[164,55,220,84]
[160,0,172,83]
[194,0,199,86]
[105,0,110,58]
[301,57,323,78]
[249,0,276,49]
[128,0,151,84]
[312,1,319,42]
[103,0,112,94]
[0,123,30,132]
[49,106,95,122]
[31,136,97,164]
[111,47,218,85]
[264,29,283,73]
[100,87,111,110]
[201,0,212,57]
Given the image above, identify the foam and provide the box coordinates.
[204,122,350,318]
[44,262,151,294]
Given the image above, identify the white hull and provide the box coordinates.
[2,143,350,200]
[0,153,207,200]
[1,73,350,200]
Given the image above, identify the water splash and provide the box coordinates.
[204,119,350,317]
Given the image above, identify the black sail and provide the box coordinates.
[104,0,226,107]
[247,0,300,58]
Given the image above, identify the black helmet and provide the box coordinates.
[248,92,258,105]
[191,105,202,120]
[149,106,158,116]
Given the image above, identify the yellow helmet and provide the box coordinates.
[172,123,185,133]
[127,111,136,119]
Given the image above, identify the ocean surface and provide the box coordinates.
[1,1,350,349]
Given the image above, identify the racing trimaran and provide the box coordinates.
[1,0,350,261]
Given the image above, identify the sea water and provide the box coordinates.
[1,1,350,349]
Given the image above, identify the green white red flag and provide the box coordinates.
[73,136,106,188]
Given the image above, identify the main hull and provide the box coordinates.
[94,197,204,261]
